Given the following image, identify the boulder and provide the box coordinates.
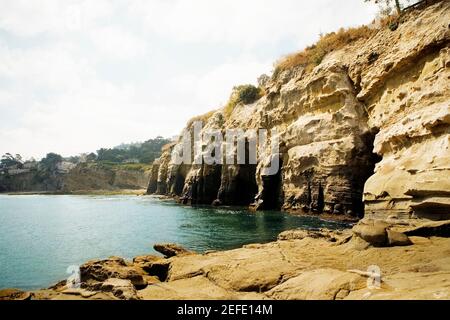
[133,255,162,268]
[153,243,193,258]
[266,269,365,300]
[0,288,31,300]
[352,219,415,247]
[141,259,171,282]
[80,256,146,288]
[352,221,388,247]
[387,229,412,246]
[101,278,138,300]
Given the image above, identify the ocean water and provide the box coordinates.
[0,194,349,290]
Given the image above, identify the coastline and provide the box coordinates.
[2,219,448,300]
[1,189,148,196]
[155,193,360,223]
[0,194,355,294]
[1,193,448,300]
[12,189,358,223]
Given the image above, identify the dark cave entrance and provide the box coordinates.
[189,164,223,205]
[353,128,383,218]
[216,163,259,206]
[173,172,186,196]
[235,164,259,205]
[199,164,223,205]
[260,158,283,210]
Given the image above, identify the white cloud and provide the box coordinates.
[0,0,378,159]
[0,42,93,91]
[130,0,378,47]
[0,0,114,36]
[170,55,272,114]
[90,26,149,60]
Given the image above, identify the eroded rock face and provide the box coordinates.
[276,62,377,216]
[100,278,138,300]
[147,2,450,222]
[347,2,450,220]
[147,60,378,218]
[79,257,147,289]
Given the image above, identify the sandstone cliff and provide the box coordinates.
[0,164,150,193]
[62,164,151,192]
[147,1,450,222]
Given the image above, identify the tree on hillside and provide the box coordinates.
[96,137,171,164]
[1,153,23,168]
[86,152,97,162]
[40,153,63,172]
[365,0,403,15]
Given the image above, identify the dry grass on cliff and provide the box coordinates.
[186,110,217,127]
[274,25,377,76]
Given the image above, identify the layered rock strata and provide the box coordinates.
[147,2,450,221]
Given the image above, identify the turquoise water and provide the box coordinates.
[0,195,349,290]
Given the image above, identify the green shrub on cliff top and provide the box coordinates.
[224,84,262,119]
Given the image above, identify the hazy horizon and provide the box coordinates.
[0,0,379,160]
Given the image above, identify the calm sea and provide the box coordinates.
[0,194,348,290]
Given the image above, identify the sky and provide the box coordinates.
[0,0,379,160]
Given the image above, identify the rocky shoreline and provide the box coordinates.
[1,189,148,196]
[1,218,449,300]
[153,193,361,223]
